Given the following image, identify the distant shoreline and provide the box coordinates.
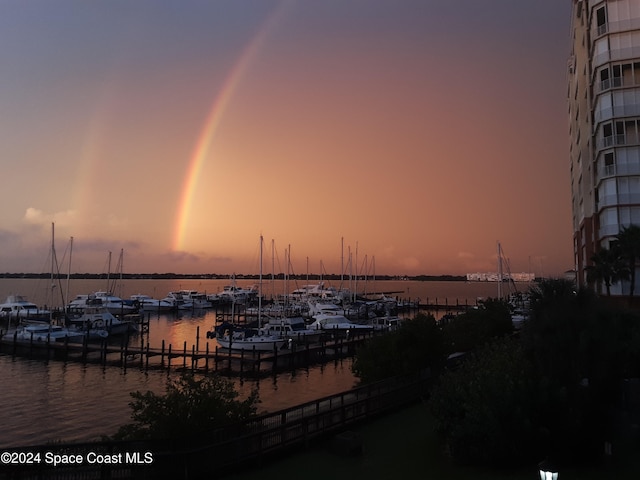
[0,273,467,282]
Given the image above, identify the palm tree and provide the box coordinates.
[615,225,640,298]
[585,246,628,296]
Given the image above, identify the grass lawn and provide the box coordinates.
[222,401,640,480]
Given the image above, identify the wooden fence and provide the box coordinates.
[0,372,431,480]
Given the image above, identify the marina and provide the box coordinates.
[0,279,529,448]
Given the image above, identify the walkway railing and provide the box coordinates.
[0,372,431,479]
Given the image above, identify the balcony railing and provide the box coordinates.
[598,193,640,208]
[593,46,640,69]
[596,77,624,94]
[598,162,640,179]
[594,103,640,125]
[593,17,640,40]
[599,134,627,149]
[597,23,608,36]
[600,224,621,237]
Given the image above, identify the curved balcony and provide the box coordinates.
[599,224,621,238]
[592,18,640,42]
[598,192,640,209]
[595,77,624,95]
[594,103,640,125]
[598,161,640,180]
[597,134,627,150]
[593,46,640,69]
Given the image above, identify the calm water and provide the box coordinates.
[0,279,515,448]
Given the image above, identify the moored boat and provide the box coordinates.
[259,315,323,344]
[68,292,137,316]
[0,295,51,321]
[130,294,174,312]
[14,323,86,343]
[210,322,288,351]
[307,313,374,332]
[67,305,136,335]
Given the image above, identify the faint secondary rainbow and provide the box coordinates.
[173,1,292,252]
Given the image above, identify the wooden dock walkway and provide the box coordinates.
[0,372,431,480]
[0,326,378,376]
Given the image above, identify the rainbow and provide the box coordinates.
[173,1,292,251]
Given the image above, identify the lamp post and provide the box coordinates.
[538,459,558,480]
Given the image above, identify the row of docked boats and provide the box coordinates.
[1,293,139,344]
[205,281,404,351]
[208,307,401,352]
[0,278,404,350]
[64,286,261,315]
[7,307,138,344]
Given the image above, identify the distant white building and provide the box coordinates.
[466,272,535,282]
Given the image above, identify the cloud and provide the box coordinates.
[23,207,77,228]
[457,251,475,259]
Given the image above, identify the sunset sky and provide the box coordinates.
[0,0,573,277]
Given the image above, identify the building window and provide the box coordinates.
[596,6,607,36]
[605,152,615,176]
[600,68,611,90]
[603,123,613,147]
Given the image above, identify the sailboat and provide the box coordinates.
[14,224,105,343]
[67,250,136,316]
[212,236,288,351]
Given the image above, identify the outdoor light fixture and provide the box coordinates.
[538,459,559,480]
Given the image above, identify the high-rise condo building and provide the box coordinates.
[569,0,640,294]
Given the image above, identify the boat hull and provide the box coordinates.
[215,334,287,351]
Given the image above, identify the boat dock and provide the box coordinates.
[0,326,377,376]
[0,296,477,375]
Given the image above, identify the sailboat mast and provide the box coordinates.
[106,251,112,293]
[341,237,344,287]
[271,239,275,301]
[118,248,124,298]
[354,241,358,303]
[51,222,54,290]
[259,235,263,328]
[497,241,503,300]
[50,223,56,311]
[65,236,73,314]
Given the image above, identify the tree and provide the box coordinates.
[351,313,445,383]
[430,338,542,466]
[616,224,640,297]
[441,298,513,353]
[114,373,260,441]
[585,246,628,295]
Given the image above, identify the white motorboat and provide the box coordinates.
[215,283,258,305]
[130,294,174,312]
[177,290,213,309]
[260,315,323,343]
[0,295,50,320]
[161,291,194,310]
[307,313,374,332]
[211,322,288,351]
[289,282,349,302]
[369,315,402,332]
[67,305,136,335]
[14,323,85,343]
[306,300,344,318]
[68,292,137,316]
